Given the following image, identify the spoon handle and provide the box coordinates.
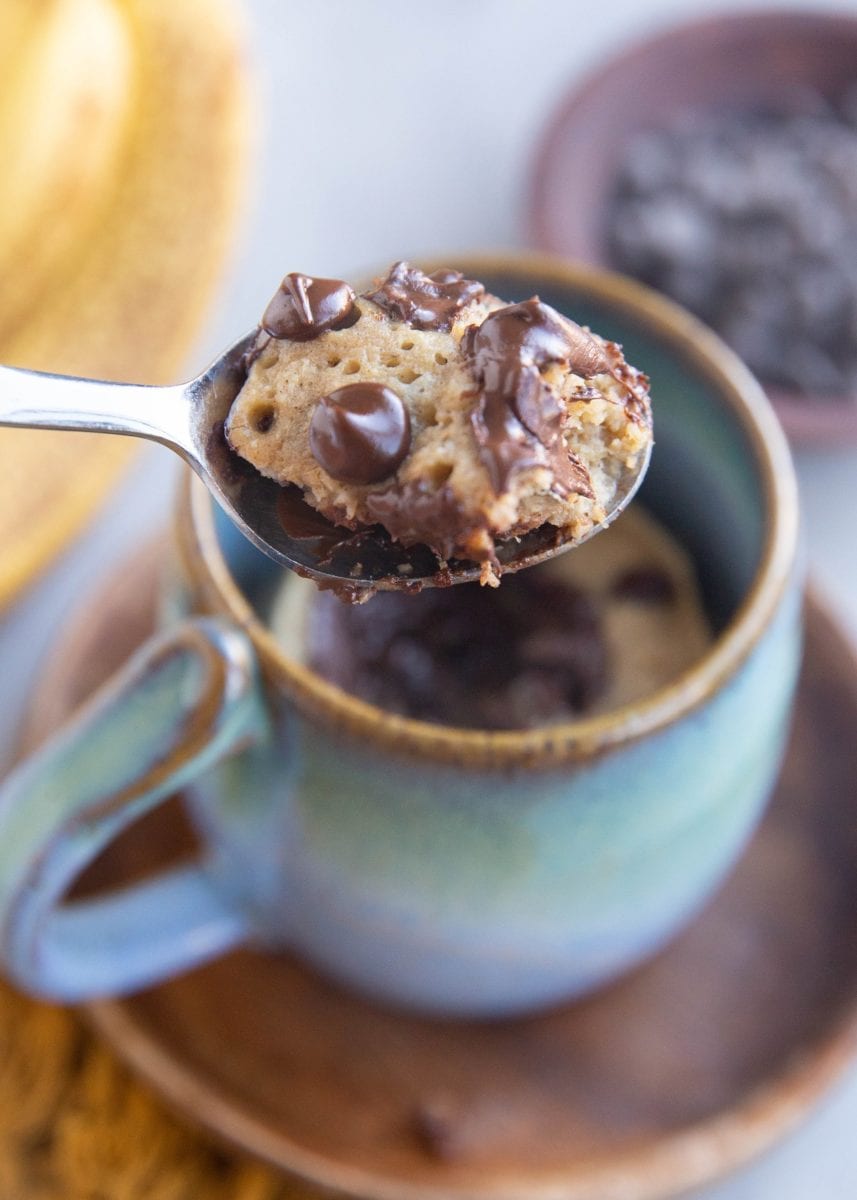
[0,363,192,452]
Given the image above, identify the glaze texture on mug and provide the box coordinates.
[182,581,800,1015]
[0,255,800,1012]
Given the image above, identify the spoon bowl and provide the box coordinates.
[0,331,650,597]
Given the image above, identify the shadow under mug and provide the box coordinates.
[0,255,801,1016]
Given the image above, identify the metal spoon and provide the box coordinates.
[0,334,650,597]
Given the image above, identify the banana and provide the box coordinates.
[0,0,134,337]
[0,429,134,612]
[1,0,252,382]
[0,1,43,85]
[0,0,251,611]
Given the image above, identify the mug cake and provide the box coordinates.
[226,262,653,585]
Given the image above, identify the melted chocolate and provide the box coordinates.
[240,329,272,374]
[262,273,356,342]
[364,480,475,562]
[364,262,484,331]
[208,420,257,486]
[309,382,411,484]
[612,565,677,604]
[462,299,599,498]
[274,483,483,603]
[276,486,352,551]
[305,567,608,729]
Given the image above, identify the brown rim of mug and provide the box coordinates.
[176,252,799,771]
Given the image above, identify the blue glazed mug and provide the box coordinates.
[0,255,801,1015]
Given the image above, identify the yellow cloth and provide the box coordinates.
[0,981,301,1199]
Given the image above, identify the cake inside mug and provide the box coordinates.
[269,505,712,730]
[225,262,653,585]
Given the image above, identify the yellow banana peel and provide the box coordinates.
[0,0,133,336]
[1,0,252,380]
[0,0,253,610]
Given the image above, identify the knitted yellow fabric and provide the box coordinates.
[0,981,304,1199]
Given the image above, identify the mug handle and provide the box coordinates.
[0,617,268,1001]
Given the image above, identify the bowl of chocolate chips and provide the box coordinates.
[529,10,857,442]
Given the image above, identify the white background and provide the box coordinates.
[2,1,857,1194]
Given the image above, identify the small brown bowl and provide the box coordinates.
[528,9,857,445]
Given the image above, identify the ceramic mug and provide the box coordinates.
[0,255,801,1016]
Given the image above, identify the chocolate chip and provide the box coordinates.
[609,96,857,398]
[463,299,600,498]
[305,566,610,730]
[309,383,411,485]
[262,273,356,342]
[612,566,677,605]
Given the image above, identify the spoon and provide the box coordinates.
[0,334,650,597]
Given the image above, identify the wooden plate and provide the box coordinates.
[22,549,857,1200]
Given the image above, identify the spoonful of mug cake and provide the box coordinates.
[0,262,652,599]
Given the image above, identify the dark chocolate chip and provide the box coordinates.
[304,565,610,730]
[612,566,677,604]
[609,96,857,398]
[309,382,411,485]
[262,273,356,342]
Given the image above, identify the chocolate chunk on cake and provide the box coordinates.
[226,262,652,584]
[271,507,712,729]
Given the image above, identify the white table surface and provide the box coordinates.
[2,0,857,1193]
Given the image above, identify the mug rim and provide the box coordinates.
[177,251,798,769]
